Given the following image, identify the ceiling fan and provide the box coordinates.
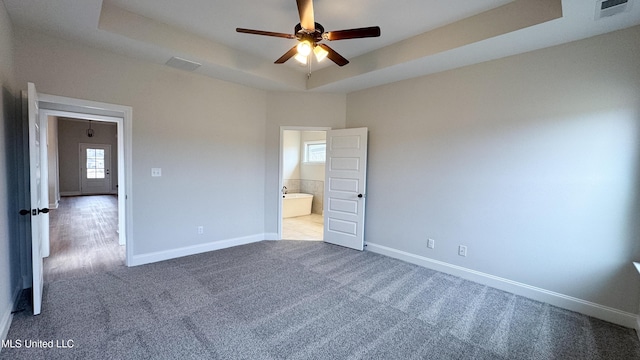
[236,0,381,67]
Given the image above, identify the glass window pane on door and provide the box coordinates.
[86,148,106,179]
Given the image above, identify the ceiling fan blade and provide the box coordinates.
[325,26,381,41]
[319,44,349,67]
[296,0,315,32]
[236,28,296,39]
[275,46,299,64]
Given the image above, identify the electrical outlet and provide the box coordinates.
[427,238,435,249]
[458,245,467,257]
[197,226,204,235]
[151,168,162,177]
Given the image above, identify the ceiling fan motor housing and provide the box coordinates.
[295,22,325,44]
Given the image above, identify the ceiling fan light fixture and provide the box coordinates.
[294,53,308,64]
[313,45,328,62]
[296,40,312,57]
[87,121,94,138]
[235,0,381,67]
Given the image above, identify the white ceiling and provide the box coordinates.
[3,0,640,93]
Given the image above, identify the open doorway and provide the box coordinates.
[280,127,329,241]
[34,90,132,277]
[45,116,124,282]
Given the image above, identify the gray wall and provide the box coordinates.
[0,2,21,341]
[13,27,347,257]
[57,118,118,194]
[346,26,640,313]
[265,92,346,236]
[14,27,267,256]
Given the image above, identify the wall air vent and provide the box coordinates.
[596,0,631,19]
[165,57,201,72]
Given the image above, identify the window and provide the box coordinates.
[86,148,106,179]
[304,141,326,163]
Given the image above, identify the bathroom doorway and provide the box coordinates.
[280,127,329,241]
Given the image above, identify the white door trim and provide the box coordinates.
[37,93,133,263]
[278,126,331,240]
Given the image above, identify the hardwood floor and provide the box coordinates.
[44,195,125,282]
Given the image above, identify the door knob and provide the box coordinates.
[358,194,363,198]
[19,208,49,215]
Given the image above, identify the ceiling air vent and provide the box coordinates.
[596,0,631,19]
[165,57,201,72]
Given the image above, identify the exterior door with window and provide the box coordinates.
[80,143,111,194]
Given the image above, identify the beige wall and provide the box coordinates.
[282,130,301,182]
[57,118,118,195]
[347,26,640,314]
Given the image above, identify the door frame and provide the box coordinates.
[79,143,112,195]
[37,93,133,263]
[278,126,331,240]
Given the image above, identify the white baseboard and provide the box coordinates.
[60,191,81,197]
[129,234,266,267]
[264,233,279,241]
[60,191,118,197]
[1,284,23,347]
[48,201,59,209]
[366,242,638,329]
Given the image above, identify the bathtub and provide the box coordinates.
[282,193,314,218]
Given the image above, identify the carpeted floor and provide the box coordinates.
[2,240,639,359]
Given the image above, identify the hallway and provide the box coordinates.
[44,195,125,282]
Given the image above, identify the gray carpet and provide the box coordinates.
[2,240,639,359]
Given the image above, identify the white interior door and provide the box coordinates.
[27,82,46,315]
[80,143,112,194]
[323,127,368,250]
